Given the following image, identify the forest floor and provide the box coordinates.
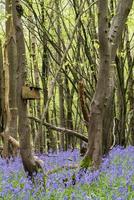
[0,146,134,200]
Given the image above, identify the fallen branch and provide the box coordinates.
[28,116,88,143]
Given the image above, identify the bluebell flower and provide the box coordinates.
[63,196,68,200]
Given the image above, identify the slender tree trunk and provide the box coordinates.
[0,41,4,133]
[28,11,41,149]
[56,0,66,150]
[40,1,58,153]
[65,69,74,149]
[116,54,126,146]
[2,40,11,158]
[28,18,36,149]
[6,0,18,156]
[126,27,134,145]
[129,80,134,145]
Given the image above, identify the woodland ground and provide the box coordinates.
[0,146,134,200]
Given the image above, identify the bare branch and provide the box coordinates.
[28,116,88,143]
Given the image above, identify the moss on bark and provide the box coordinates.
[80,155,92,169]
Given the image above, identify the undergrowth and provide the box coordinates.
[0,146,134,200]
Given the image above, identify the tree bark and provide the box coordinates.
[0,41,4,133]
[126,27,134,145]
[6,0,18,156]
[102,0,133,150]
[85,0,111,169]
[12,0,39,176]
[82,0,133,169]
[65,68,74,149]
[56,0,66,150]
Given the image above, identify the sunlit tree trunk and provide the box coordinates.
[2,40,10,158]
[56,0,66,150]
[0,41,4,134]
[126,27,134,145]
[28,11,41,149]
[6,0,18,156]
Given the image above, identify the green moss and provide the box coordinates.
[80,155,92,169]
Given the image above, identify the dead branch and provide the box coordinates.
[28,116,88,143]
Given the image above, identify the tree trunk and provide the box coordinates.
[65,70,74,149]
[116,54,126,146]
[56,0,66,150]
[6,0,18,156]
[126,27,134,145]
[2,40,11,158]
[102,0,133,150]
[81,0,133,169]
[86,0,111,169]
[12,0,38,176]
[0,41,4,133]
